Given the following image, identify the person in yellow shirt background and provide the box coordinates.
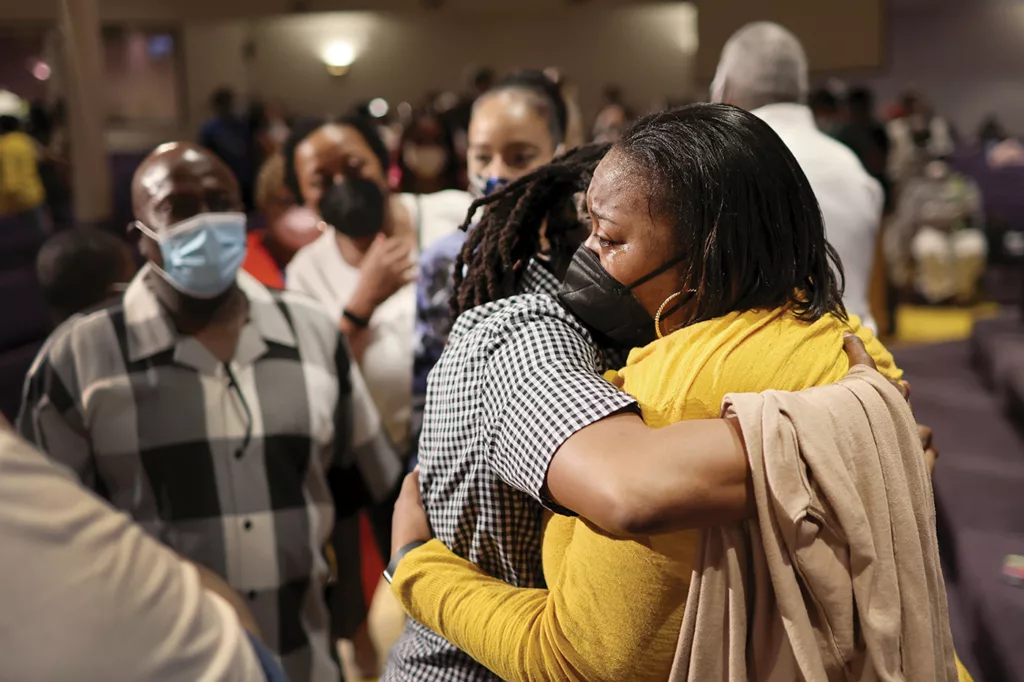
[386,105,969,681]
[0,114,45,218]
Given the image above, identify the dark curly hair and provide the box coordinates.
[450,143,609,320]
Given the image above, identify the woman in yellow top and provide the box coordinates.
[388,105,968,681]
[0,115,45,217]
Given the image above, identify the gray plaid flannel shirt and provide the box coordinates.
[18,266,402,682]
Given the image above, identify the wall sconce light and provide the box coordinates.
[322,41,355,77]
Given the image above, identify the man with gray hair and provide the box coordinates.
[711,21,883,331]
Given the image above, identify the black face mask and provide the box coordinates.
[557,245,683,350]
[319,176,386,239]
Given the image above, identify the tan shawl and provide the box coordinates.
[670,366,958,682]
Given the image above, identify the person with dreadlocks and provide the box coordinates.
[410,69,568,467]
[382,105,958,682]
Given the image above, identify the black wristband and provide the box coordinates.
[343,308,371,328]
[383,541,427,584]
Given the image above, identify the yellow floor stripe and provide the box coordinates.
[894,303,1001,345]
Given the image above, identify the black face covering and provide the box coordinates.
[557,245,684,350]
[319,176,386,239]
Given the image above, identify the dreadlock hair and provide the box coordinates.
[450,142,610,321]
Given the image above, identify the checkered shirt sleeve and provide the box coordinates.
[475,297,639,505]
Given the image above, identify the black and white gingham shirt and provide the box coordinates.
[18,266,402,682]
[383,260,637,682]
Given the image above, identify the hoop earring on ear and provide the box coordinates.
[654,291,683,340]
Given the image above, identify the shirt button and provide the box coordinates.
[247,590,257,601]
[243,519,253,531]
[234,448,244,459]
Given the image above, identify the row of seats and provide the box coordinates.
[895,311,1024,682]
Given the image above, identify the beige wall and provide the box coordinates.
[696,0,884,81]
[182,4,698,134]
[856,2,1024,137]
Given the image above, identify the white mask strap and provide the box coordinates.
[132,220,160,242]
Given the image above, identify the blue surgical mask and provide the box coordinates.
[134,212,248,299]
[469,174,510,199]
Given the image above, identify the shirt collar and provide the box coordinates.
[124,264,297,366]
[519,258,561,298]
[751,102,817,132]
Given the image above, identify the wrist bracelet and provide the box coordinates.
[383,541,427,584]
[343,308,371,328]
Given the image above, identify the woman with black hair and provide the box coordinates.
[397,111,460,194]
[284,115,471,454]
[282,113,471,679]
[411,69,569,463]
[381,105,941,681]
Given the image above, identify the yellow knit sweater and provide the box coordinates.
[394,309,902,682]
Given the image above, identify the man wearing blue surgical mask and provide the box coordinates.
[18,142,402,682]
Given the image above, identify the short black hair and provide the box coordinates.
[475,69,568,148]
[846,86,875,116]
[210,87,235,114]
[0,115,21,133]
[615,104,845,328]
[809,88,838,114]
[338,112,391,175]
[37,227,131,321]
[281,114,391,201]
[471,67,496,92]
[397,110,460,192]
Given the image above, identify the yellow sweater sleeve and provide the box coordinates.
[392,539,582,682]
[848,315,903,382]
[394,519,694,682]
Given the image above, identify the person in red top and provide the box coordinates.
[243,153,322,288]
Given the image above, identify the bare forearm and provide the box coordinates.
[339,318,372,362]
[544,414,753,536]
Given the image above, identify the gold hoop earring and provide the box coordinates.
[654,291,683,339]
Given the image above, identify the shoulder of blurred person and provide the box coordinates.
[284,226,343,306]
[753,103,882,219]
[0,427,267,682]
[398,189,473,250]
[753,102,883,327]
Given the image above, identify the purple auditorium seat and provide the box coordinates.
[970,310,1024,393]
[0,267,50,352]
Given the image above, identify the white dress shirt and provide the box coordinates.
[287,190,472,453]
[753,103,883,331]
[0,428,264,682]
